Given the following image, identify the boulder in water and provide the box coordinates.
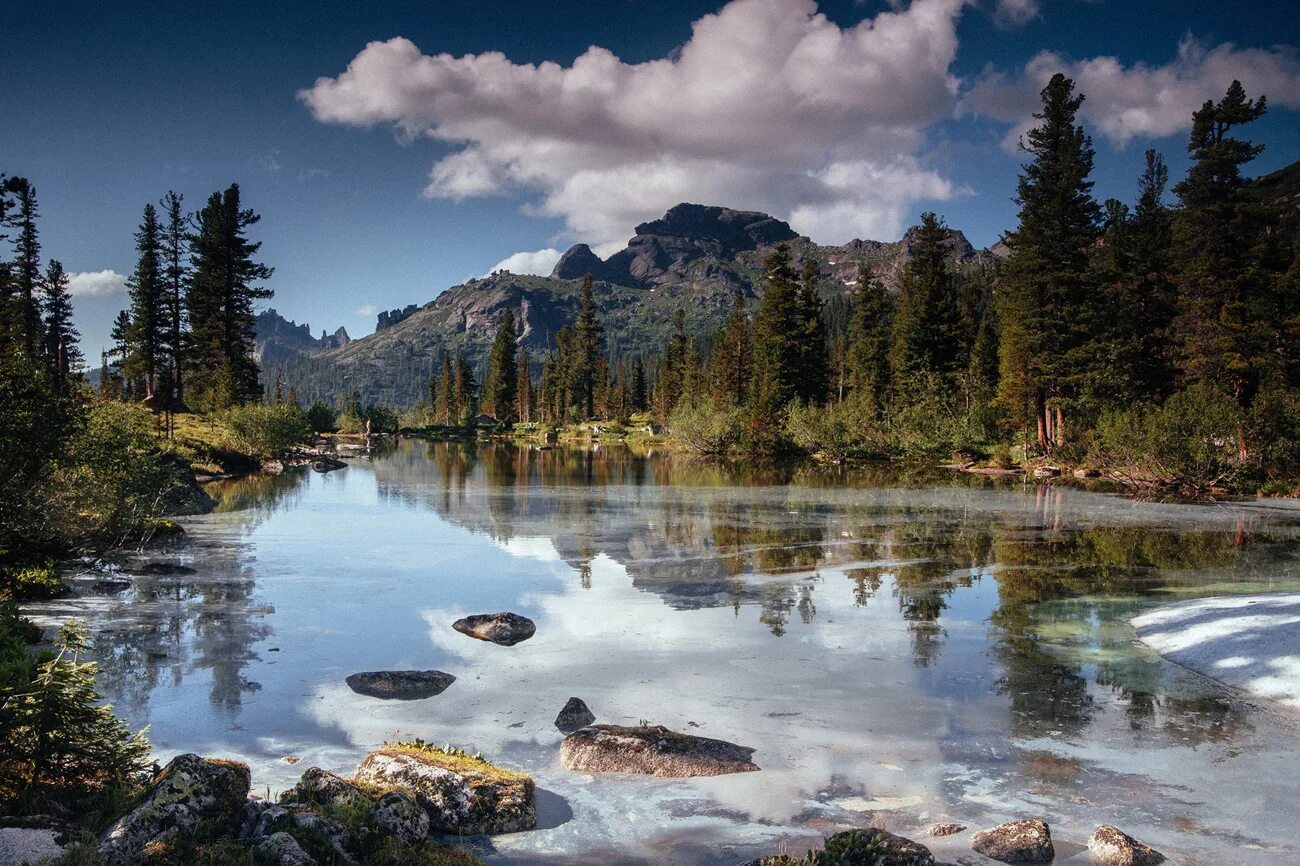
[345,670,455,700]
[561,724,758,777]
[1088,825,1164,866]
[452,612,536,646]
[970,819,1054,863]
[554,697,596,733]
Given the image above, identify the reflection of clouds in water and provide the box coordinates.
[310,552,954,856]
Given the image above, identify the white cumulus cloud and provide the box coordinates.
[299,0,967,249]
[67,269,127,297]
[992,0,1039,29]
[968,35,1300,149]
[485,248,563,277]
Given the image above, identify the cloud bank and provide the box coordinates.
[485,248,562,278]
[969,36,1300,148]
[300,0,967,252]
[67,269,127,297]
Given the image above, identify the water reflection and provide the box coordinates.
[25,440,1300,865]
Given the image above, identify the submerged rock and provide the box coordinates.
[130,562,196,576]
[744,829,933,866]
[353,746,536,835]
[345,670,455,700]
[1088,825,1164,866]
[970,819,1054,864]
[452,612,536,646]
[561,724,759,777]
[370,791,429,845]
[311,457,346,473]
[99,754,250,866]
[554,697,596,733]
[927,822,967,837]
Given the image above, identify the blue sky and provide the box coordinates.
[2,0,1298,360]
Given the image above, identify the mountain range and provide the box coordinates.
[272,203,1002,407]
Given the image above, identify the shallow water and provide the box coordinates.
[26,441,1300,864]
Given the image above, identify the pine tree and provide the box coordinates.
[846,263,892,412]
[749,243,802,431]
[516,346,533,423]
[0,175,13,352]
[453,352,477,423]
[1172,81,1275,458]
[1125,149,1176,401]
[159,191,189,408]
[8,178,42,358]
[996,74,1101,450]
[125,203,165,402]
[434,353,455,424]
[41,260,80,395]
[109,309,133,399]
[630,357,648,412]
[186,184,273,410]
[655,310,689,420]
[889,213,962,386]
[481,309,518,422]
[712,286,750,406]
[795,258,828,405]
[572,275,604,419]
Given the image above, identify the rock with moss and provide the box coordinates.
[561,724,758,777]
[1087,825,1164,866]
[282,766,370,809]
[98,754,250,866]
[749,829,934,866]
[370,791,430,845]
[353,744,536,835]
[256,830,318,866]
[245,804,357,864]
[969,819,1054,864]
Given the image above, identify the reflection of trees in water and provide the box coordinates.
[205,469,309,520]
[91,536,272,723]
[377,440,1292,737]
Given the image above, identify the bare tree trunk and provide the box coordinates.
[1054,405,1065,447]
[1035,390,1048,450]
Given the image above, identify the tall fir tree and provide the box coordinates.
[159,190,190,408]
[1171,81,1277,458]
[712,285,750,406]
[9,178,42,358]
[846,263,892,412]
[125,203,165,402]
[42,260,80,395]
[889,212,962,385]
[572,274,604,419]
[186,184,273,409]
[630,357,648,413]
[795,258,828,405]
[749,243,802,432]
[482,308,519,422]
[434,352,455,424]
[453,352,477,423]
[655,310,689,420]
[516,345,533,423]
[996,74,1101,450]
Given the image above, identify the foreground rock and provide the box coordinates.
[745,829,934,866]
[927,822,966,837]
[452,612,536,646]
[0,821,70,866]
[282,766,368,808]
[370,791,429,845]
[354,746,536,835]
[255,830,317,866]
[345,669,455,700]
[1088,825,1164,866]
[970,819,1054,864]
[99,754,250,866]
[554,697,596,733]
[561,724,758,777]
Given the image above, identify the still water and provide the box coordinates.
[28,441,1300,864]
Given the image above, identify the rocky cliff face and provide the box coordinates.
[254,309,349,367]
[280,202,1002,407]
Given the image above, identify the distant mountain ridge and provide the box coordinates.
[254,309,349,368]
[276,202,1002,407]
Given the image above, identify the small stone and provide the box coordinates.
[561,724,759,777]
[555,697,596,733]
[1033,466,1061,479]
[1073,468,1102,479]
[452,612,536,646]
[345,670,455,700]
[1088,825,1165,866]
[970,819,1054,864]
[927,822,967,837]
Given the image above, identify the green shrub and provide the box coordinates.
[881,371,980,460]
[669,399,745,455]
[0,562,66,602]
[220,404,311,459]
[305,401,338,434]
[0,620,151,809]
[783,400,872,460]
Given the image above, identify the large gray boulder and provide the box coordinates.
[256,831,317,866]
[452,612,536,646]
[354,747,536,835]
[281,766,368,808]
[99,754,250,866]
[1088,825,1164,866]
[561,724,758,777]
[345,670,455,700]
[970,819,1054,863]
